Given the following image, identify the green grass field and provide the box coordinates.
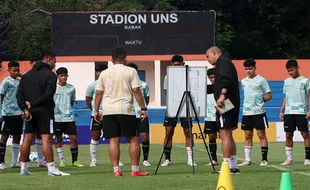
[0,142,308,190]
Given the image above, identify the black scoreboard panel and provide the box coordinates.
[52,11,216,56]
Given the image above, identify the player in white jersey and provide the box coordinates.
[238,59,272,166]
[86,66,105,166]
[161,55,195,167]
[204,68,219,166]
[86,65,124,167]
[279,60,310,165]
[54,67,83,167]
[86,66,105,167]
[0,61,23,169]
[127,63,151,166]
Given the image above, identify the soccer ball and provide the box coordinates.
[29,152,38,163]
[18,152,38,163]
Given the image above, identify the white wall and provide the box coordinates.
[185,60,213,68]
[53,60,212,105]
[160,61,170,106]
[56,62,95,100]
[154,60,161,107]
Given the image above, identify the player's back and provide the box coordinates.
[214,55,240,108]
[20,61,57,111]
[97,64,140,116]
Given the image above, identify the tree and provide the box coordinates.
[1,0,309,60]
[0,0,107,60]
[226,0,310,59]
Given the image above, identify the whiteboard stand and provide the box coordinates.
[154,65,217,175]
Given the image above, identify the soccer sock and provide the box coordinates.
[164,146,171,161]
[0,143,6,163]
[113,166,121,173]
[56,147,65,162]
[285,147,293,160]
[21,162,27,170]
[186,147,194,162]
[47,162,57,172]
[142,141,150,161]
[35,139,44,163]
[305,147,310,160]
[261,146,268,161]
[26,162,31,168]
[11,143,20,164]
[244,146,252,161]
[70,147,78,163]
[223,157,230,168]
[209,140,217,161]
[90,139,99,162]
[132,165,140,172]
[231,155,237,169]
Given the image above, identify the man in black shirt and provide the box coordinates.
[17,52,69,176]
[206,46,240,173]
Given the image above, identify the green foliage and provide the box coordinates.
[214,11,234,53]
[104,0,145,11]
[225,0,310,59]
[0,0,310,60]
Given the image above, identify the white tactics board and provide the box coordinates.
[167,66,207,118]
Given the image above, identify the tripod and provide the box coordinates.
[154,65,217,175]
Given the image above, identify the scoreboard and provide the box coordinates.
[52,11,216,56]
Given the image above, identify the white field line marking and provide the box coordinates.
[175,145,310,176]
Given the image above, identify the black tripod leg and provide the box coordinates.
[197,119,217,173]
[188,93,217,173]
[154,91,186,175]
[154,127,173,175]
[188,115,195,175]
[185,91,195,175]
[184,65,195,175]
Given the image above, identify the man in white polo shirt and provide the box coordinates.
[94,48,148,177]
